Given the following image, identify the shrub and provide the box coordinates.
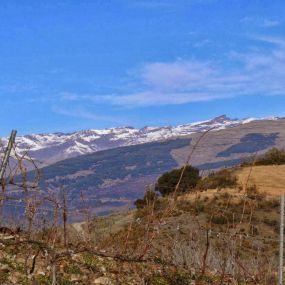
[149,277,169,285]
[177,200,193,212]
[211,214,228,225]
[64,264,82,275]
[263,217,278,227]
[246,184,258,199]
[255,148,285,165]
[155,166,201,196]
[134,190,159,209]
[195,200,205,213]
[148,272,193,285]
[197,169,237,190]
[258,198,279,211]
[246,184,266,201]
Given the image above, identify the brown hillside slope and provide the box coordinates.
[172,119,285,167]
[1,165,281,284]
[234,165,285,196]
[93,165,285,284]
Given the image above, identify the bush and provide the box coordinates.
[155,165,201,196]
[246,184,266,201]
[255,148,285,165]
[64,264,82,274]
[263,217,278,227]
[135,190,159,209]
[195,200,205,213]
[211,214,228,225]
[148,271,193,285]
[197,169,237,190]
[258,198,279,211]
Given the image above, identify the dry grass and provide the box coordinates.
[234,165,285,195]
[25,164,281,284]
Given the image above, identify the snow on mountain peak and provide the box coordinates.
[0,115,270,166]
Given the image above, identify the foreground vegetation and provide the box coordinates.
[1,148,284,284]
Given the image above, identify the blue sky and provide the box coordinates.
[0,0,284,135]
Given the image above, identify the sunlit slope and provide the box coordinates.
[235,165,285,195]
[172,119,285,167]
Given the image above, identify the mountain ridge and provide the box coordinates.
[8,117,285,217]
[1,115,277,166]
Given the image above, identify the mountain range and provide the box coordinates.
[3,115,285,217]
[1,115,267,166]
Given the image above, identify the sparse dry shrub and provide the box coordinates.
[203,196,209,202]
[219,191,231,200]
[246,184,266,201]
[258,197,279,211]
[178,199,205,213]
[135,190,159,209]
[255,147,285,165]
[194,200,205,214]
[263,217,278,227]
[176,200,193,213]
[146,270,193,285]
[210,214,228,225]
[197,169,238,190]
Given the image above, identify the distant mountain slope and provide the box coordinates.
[20,118,284,216]
[216,133,279,157]
[171,118,285,169]
[1,115,264,166]
[20,138,191,216]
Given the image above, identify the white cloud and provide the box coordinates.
[253,35,285,47]
[105,36,285,106]
[141,61,214,91]
[60,35,285,107]
[104,91,227,106]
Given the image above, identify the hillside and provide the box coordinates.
[87,164,284,283]
[172,118,285,168]
[35,138,192,215]
[234,164,285,196]
[17,118,285,215]
[0,164,283,284]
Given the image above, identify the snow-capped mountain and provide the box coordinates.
[0,115,273,166]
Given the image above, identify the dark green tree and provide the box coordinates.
[155,165,200,196]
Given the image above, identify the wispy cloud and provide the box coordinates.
[193,39,211,48]
[241,17,280,28]
[105,36,285,106]
[253,35,285,47]
[60,35,285,107]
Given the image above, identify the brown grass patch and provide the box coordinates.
[234,165,285,196]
